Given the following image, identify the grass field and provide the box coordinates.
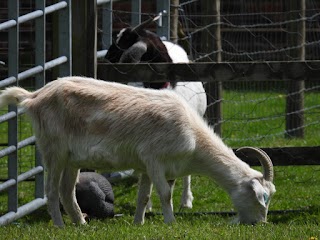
[0,88,319,239]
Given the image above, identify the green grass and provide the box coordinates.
[0,89,320,239]
[222,90,320,147]
[0,166,319,239]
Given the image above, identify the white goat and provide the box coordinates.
[0,76,275,226]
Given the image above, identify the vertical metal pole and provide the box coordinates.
[35,0,45,199]
[102,0,112,49]
[8,0,19,212]
[87,0,97,78]
[131,0,141,26]
[59,0,72,77]
[157,0,170,40]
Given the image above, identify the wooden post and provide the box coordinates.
[202,0,222,136]
[170,0,179,43]
[72,0,97,78]
[285,0,305,138]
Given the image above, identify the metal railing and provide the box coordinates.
[0,0,72,226]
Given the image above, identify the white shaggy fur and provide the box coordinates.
[127,40,206,209]
[0,76,275,226]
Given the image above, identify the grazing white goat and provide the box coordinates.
[0,76,275,226]
[105,17,207,209]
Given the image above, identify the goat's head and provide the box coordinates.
[105,16,171,64]
[105,16,158,63]
[115,16,159,50]
[232,147,276,224]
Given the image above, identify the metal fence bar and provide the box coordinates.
[18,136,36,149]
[0,111,17,124]
[0,2,67,32]
[18,166,44,183]
[0,146,16,159]
[0,197,47,226]
[0,136,35,161]
[7,0,19,214]
[0,77,16,88]
[97,49,108,59]
[0,166,43,193]
[45,56,68,70]
[0,179,16,193]
[0,56,68,88]
[0,20,16,31]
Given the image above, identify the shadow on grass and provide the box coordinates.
[269,206,320,224]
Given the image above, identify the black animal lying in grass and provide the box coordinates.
[76,172,115,219]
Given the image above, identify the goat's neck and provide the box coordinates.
[194,130,256,191]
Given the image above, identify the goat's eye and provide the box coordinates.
[263,192,269,204]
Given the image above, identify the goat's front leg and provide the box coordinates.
[149,170,175,223]
[134,173,153,224]
[145,178,175,213]
[59,167,86,225]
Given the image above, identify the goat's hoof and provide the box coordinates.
[133,219,144,225]
[164,219,176,224]
[180,195,194,209]
[180,201,193,209]
[133,220,144,225]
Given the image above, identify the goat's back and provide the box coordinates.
[15,77,203,170]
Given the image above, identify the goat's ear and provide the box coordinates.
[119,41,148,63]
[250,179,268,208]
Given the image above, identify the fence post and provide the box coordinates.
[34,0,45,199]
[285,0,305,138]
[102,0,113,49]
[7,0,19,213]
[58,0,72,77]
[202,0,222,136]
[72,0,97,78]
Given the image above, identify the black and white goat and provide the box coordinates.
[0,76,275,226]
[105,17,207,209]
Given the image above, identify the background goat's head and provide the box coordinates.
[105,16,172,64]
[105,16,174,89]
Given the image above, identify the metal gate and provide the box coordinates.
[0,0,71,225]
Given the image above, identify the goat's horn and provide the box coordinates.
[236,147,274,182]
[132,15,160,33]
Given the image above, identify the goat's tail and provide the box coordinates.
[0,87,32,108]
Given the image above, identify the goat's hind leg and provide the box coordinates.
[180,175,194,209]
[59,167,86,225]
[45,160,64,227]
